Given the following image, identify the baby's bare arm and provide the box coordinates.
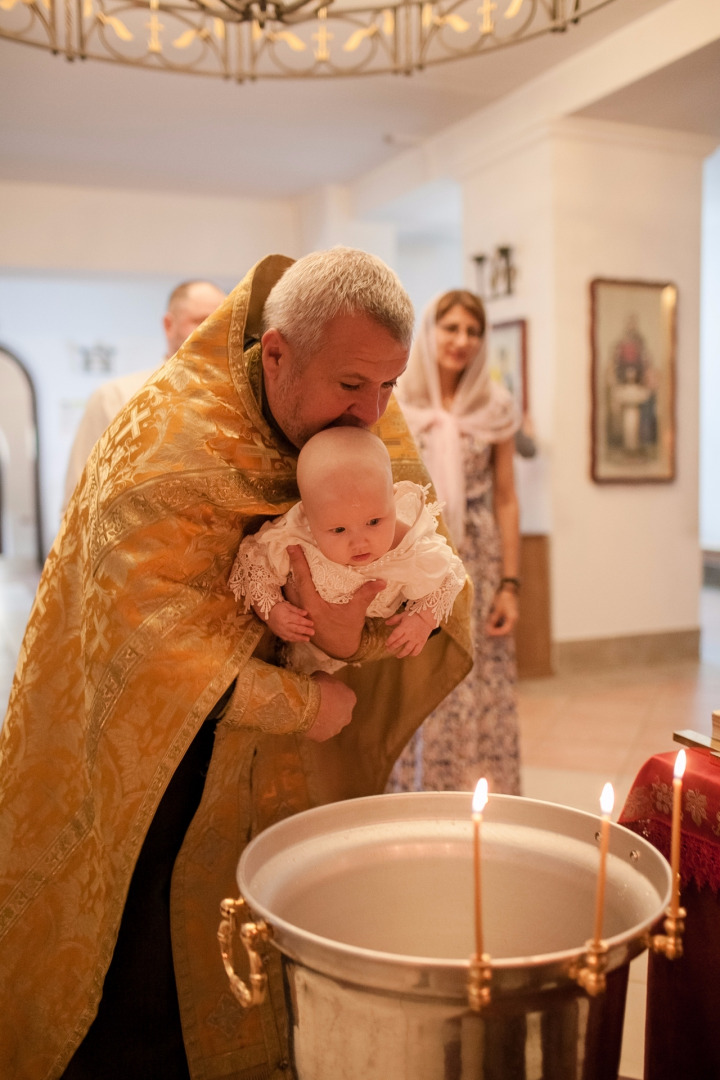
[384,608,436,658]
[264,600,315,643]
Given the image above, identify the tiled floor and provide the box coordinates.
[2,555,719,1078]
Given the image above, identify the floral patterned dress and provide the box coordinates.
[387,434,521,795]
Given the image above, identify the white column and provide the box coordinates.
[461,118,715,644]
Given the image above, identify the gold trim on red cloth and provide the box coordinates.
[619,748,720,892]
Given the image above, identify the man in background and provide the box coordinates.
[63,279,225,505]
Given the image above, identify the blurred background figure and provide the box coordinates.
[63,279,225,506]
[387,288,523,795]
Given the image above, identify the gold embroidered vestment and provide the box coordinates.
[0,256,473,1080]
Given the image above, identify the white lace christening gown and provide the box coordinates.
[228,480,466,674]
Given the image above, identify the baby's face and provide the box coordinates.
[304,476,396,567]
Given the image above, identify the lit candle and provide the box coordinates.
[592,782,615,945]
[472,778,489,959]
[670,749,686,917]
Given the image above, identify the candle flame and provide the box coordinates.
[472,777,489,815]
[674,748,686,780]
[600,782,614,816]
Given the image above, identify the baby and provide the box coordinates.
[228,426,466,675]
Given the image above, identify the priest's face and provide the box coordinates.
[261,312,408,449]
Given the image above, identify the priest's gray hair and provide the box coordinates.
[263,246,414,361]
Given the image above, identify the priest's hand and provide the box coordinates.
[305,672,357,742]
[285,545,386,658]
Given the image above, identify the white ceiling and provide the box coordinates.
[1,0,697,202]
[574,36,720,138]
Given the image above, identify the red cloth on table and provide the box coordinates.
[619,747,720,891]
[619,747,720,1080]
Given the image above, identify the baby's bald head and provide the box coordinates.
[296,428,397,565]
[297,427,391,499]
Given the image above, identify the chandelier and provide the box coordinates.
[1,0,619,80]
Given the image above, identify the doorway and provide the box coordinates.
[0,346,43,567]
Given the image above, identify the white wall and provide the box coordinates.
[0,274,185,552]
[297,185,398,265]
[461,130,556,539]
[462,119,711,644]
[343,0,720,651]
[550,120,707,642]
[700,148,720,551]
[0,181,301,275]
[551,121,709,641]
[0,180,302,553]
[395,232,464,320]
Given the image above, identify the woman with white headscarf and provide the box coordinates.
[387,289,523,794]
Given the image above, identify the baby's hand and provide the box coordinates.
[266,601,315,643]
[385,609,436,658]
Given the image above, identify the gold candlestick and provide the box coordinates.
[592,782,614,945]
[670,749,686,918]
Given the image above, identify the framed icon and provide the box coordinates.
[590,278,677,483]
[489,319,528,412]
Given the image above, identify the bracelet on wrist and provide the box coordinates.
[499,576,521,593]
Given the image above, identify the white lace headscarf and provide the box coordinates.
[396,292,519,547]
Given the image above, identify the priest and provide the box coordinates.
[0,247,473,1080]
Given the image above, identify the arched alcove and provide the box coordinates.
[0,346,43,567]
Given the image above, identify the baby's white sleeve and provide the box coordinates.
[228,529,286,619]
[403,536,466,626]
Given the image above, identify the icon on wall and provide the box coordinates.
[489,319,527,413]
[590,278,677,484]
[68,342,117,374]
